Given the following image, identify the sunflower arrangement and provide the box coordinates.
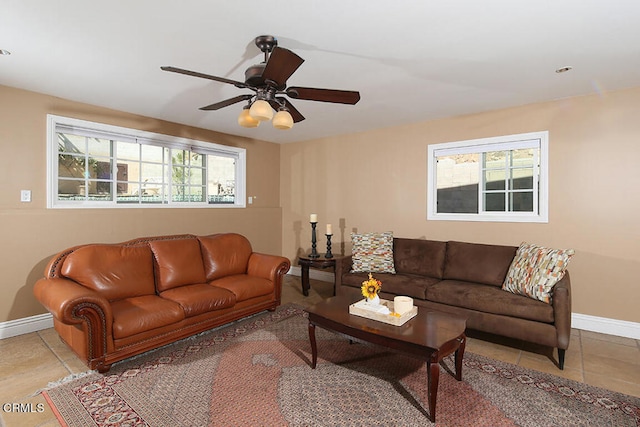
[361,273,382,299]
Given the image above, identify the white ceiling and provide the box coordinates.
[2,1,640,144]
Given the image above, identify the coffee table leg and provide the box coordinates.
[427,359,439,422]
[455,334,466,381]
[308,322,318,369]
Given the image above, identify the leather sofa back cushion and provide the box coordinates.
[61,245,155,301]
[444,241,517,286]
[393,238,447,278]
[198,234,252,281]
[149,238,207,292]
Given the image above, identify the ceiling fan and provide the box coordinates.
[161,35,360,130]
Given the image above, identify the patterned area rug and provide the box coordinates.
[42,304,640,426]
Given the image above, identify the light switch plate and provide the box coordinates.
[20,190,31,202]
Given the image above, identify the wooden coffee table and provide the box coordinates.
[305,296,466,422]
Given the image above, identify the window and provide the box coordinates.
[47,115,245,208]
[427,131,548,222]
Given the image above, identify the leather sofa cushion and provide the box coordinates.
[111,295,185,339]
[211,275,273,301]
[340,272,440,300]
[199,234,252,281]
[444,241,517,286]
[394,238,447,278]
[149,238,207,292]
[61,244,155,301]
[428,280,554,323]
[160,284,236,317]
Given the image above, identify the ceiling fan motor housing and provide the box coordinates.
[244,63,266,87]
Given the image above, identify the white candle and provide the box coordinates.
[394,296,414,315]
[326,224,333,235]
[309,213,317,223]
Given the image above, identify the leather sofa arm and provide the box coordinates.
[247,253,291,304]
[33,277,113,349]
[247,253,291,281]
[552,271,572,350]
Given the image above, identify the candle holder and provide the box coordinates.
[309,222,320,258]
[325,234,333,258]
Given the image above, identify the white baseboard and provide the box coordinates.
[572,313,640,340]
[0,313,53,339]
[287,266,335,282]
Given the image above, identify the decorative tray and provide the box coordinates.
[349,298,418,326]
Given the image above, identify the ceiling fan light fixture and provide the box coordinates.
[272,109,294,130]
[238,108,260,128]
[249,99,273,122]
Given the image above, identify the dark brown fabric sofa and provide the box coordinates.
[335,238,571,369]
[34,233,290,372]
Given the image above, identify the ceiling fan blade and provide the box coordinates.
[200,94,252,111]
[161,66,247,88]
[261,47,304,89]
[286,87,360,105]
[278,98,305,123]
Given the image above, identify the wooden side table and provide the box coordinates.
[297,254,347,297]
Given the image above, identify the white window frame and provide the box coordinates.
[46,114,246,209]
[427,131,548,223]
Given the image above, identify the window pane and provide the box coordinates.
[511,167,534,190]
[435,154,479,213]
[484,193,505,211]
[189,167,204,185]
[117,183,140,203]
[87,138,112,157]
[207,155,236,204]
[117,141,140,161]
[94,160,113,180]
[172,166,186,185]
[511,192,534,211]
[141,144,164,163]
[141,163,163,183]
[90,180,112,199]
[58,179,84,199]
[484,170,506,191]
[58,154,85,178]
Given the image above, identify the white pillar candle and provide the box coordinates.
[326,224,332,235]
[394,296,414,315]
[310,213,317,223]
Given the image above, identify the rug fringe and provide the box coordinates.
[32,370,97,396]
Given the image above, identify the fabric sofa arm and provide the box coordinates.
[334,255,353,291]
[33,277,114,352]
[552,271,572,350]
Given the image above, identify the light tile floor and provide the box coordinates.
[1,275,639,426]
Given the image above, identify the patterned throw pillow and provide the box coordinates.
[351,231,396,274]
[502,242,575,303]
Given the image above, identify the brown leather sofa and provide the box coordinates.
[335,238,571,369]
[33,233,290,372]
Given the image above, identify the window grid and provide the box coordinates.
[48,115,246,209]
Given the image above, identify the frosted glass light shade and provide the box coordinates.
[249,100,273,121]
[238,109,260,128]
[272,110,293,130]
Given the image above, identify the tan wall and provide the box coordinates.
[281,86,640,324]
[0,85,282,322]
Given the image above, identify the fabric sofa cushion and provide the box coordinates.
[341,271,439,300]
[199,234,252,281]
[428,279,554,323]
[393,238,446,278]
[160,284,236,317]
[149,238,207,292]
[61,244,155,301]
[443,241,517,287]
[351,231,396,273]
[502,242,575,303]
[111,295,185,339]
